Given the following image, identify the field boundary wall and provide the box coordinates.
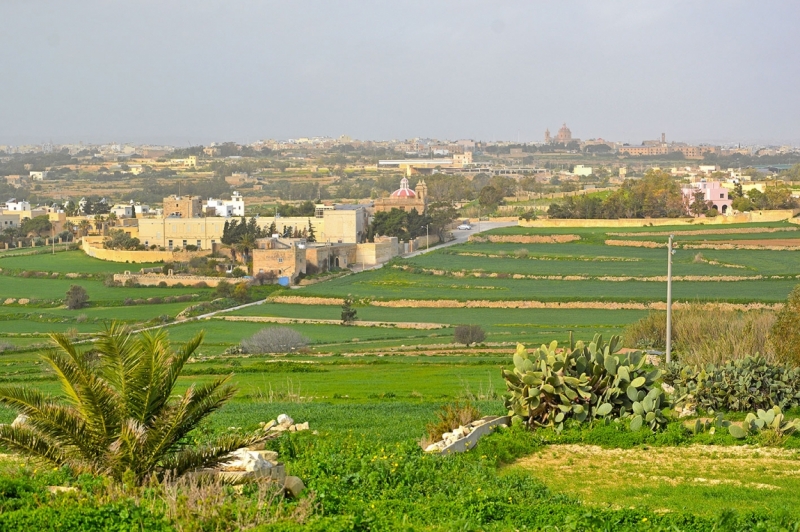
[113,272,228,287]
[82,237,212,263]
[519,209,799,228]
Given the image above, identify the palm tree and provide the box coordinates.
[0,323,255,484]
[77,219,92,237]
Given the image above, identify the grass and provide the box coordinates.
[300,268,798,302]
[0,275,209,302]
[0,250,161,274]
[509,443,800,518]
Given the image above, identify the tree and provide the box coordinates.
[341,295,357,326]
[232,282,250,303]
[215,280,233,298]
[104,229,142,250]
[454,325,486,346]
[77,219,92,237]
[240,327,310,354]
[65,284,89,310]
[771,285,800,365]
[478,185,504,211]
[0,324,254,484]
[689,190,707,216]
[20,215,52,237]
[306,219,316,242]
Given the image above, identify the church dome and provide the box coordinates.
[390,177,416,198]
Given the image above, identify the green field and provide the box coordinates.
[0,250,162,274]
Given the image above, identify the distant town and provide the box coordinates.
[2,125,800,285]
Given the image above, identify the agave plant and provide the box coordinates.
[0,323,256,484]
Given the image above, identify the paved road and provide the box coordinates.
[401,219,518,259]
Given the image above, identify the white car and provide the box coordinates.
[457,223,472,230]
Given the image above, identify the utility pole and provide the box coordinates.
[666,234,674,364]
[425,223,429,250]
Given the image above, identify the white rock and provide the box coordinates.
[11,414,27,428]
[295,422,309,431]
[277,414,294,426]
[222,448,271,473]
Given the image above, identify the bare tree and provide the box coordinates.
[240,327,310,354]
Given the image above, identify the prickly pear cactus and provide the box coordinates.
[503,333,669,432]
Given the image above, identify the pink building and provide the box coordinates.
[681,180,732,214]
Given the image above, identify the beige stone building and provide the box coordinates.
[138,217,225,250]
[257,204,369,244]
[163,195,202,219]
[252,238,307,283]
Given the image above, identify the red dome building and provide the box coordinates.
[374,177,427,213]
[390,177,417,198]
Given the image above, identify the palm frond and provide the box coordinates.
[132,329,171,423]
[163,331,204,395]
[0,424,66,467]
[159,433,259,477]
[95,322,138,412]
[46,334,120,437]
[145,376,238,465]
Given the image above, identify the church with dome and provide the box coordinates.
[373,177,428,213]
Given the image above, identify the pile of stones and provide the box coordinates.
[259,414,310,434]
[423,417,491,453]
[203,414,310,497]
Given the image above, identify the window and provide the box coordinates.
[197,240,202,248]
[278,257,284,263]
[720,193,725,199]
[168,240,173,250]
[182,240,187,247]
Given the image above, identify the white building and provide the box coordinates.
[3,198,31,211]
[573,165,593,177]
[203,191,245,217]
[111,204,134,218]
[134,203,151,215]
[29,171,49,181]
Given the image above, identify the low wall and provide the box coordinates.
[113,272,230,287]
[410,233,441,251]
[519,209,799,228]
[82,238,212,263]
[356,240,400,266]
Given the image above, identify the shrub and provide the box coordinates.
[424,401,481,444]
[503,334,668,432]
[454,324,485,346]
[341,295,357,326]
[233,282,250,303]
[157,281,168,288]
[231,267,247,278]
[240,327,310,354]
[0,324,255,484]
[663,355,800,412]
[623,305,777,365]
[194,281,209,289]
[123,298,134,306]
[514,248,529,258]
[64,285,88,310]
[75,314,88,323]
[124,279,137,287]
[770,284,800,365]
[215,281,233,298]
[254,271,276,285]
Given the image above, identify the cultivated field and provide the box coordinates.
[2,221,800,529]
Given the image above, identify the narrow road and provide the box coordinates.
[402,219,518,259]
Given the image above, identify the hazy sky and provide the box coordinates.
[1,1,798,146]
